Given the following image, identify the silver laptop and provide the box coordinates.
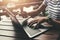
[17,17,48,38]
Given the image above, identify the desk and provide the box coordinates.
[0,16,49,40]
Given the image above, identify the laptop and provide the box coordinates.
[17,17,48,38]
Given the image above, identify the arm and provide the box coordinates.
[26,2,47,17]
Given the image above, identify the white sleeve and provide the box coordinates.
[42,0,48,6]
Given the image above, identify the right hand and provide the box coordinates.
[28,17,47,27]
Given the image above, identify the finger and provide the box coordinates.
[28,20,37,28]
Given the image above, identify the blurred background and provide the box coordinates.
[0,0,43,16]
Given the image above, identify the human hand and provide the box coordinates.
[27,17,46,28]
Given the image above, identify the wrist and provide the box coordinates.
[43,17,49,20]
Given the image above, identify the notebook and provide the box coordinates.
[17,17,48,38]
